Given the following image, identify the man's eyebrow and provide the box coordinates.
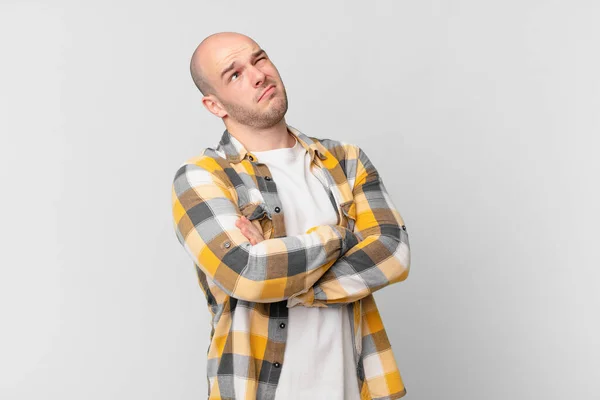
[251,49,266,59]
[220,62,237,79]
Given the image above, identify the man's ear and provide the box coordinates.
[202,95,228,118]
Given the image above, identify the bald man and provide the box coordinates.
[172,32,411,400]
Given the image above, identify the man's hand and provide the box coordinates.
[235,216,265,245]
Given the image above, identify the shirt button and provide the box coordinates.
[274,362,281,368]
[265,176,271,181]
[279,322,286,329]
[224,241,231,248]
[274,207,281,213]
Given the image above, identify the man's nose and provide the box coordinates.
[251,66,266,87]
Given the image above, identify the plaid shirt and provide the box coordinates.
[171,125,411,399]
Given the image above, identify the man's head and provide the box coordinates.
[190,32,288,129]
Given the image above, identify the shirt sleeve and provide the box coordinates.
[172,156,359,303]
[287,145,411,308]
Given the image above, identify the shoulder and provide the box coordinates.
[309,136,362,162]
[172,147,231,186]
[175,147,227,172]
[309,136,380,184]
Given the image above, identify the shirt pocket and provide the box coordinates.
[239,201,273,240]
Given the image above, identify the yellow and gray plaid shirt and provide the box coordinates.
[171,125,411,399]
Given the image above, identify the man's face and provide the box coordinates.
[203,38,288,129]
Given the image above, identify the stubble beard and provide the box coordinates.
[221,88,289,129]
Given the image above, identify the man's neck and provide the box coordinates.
[224,118,296,152]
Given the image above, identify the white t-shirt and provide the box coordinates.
[251,136,361,400]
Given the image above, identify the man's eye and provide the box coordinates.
[231,72,239,81]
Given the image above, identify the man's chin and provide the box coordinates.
[223,98,288,128]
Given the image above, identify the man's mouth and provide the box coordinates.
[258,85,275,102]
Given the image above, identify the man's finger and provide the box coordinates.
[236,217,265,243]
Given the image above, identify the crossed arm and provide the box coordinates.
[171,155,359,303]
[172,146,410,306]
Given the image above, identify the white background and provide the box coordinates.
[1,1,598,399]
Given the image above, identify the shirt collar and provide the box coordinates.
[216,124,328,164]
